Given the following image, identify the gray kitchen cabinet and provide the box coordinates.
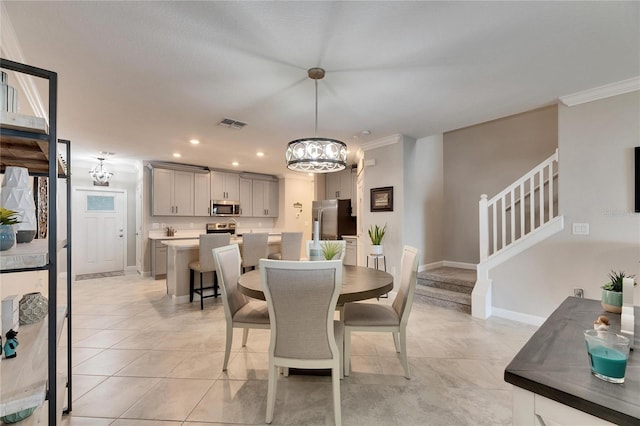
[343,235,357,266]
[152,168,194,216]
[211,170,240,200]
[151,240,167,279]
[194,172,211,216]
[325,168,353,200]
[251,179,279,217]
[239,177,253,217]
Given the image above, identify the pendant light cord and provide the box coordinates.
[314,78,318,137]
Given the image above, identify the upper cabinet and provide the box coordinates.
[194,172,211,216]
[325,168,357,216]
[251,179,279,217]
[325,168,353,200]
[239,177,253,217]
[211,171,240,201]
[152,168,194,216]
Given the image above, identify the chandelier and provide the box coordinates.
[286,68,347,173]
[89,157,113,185]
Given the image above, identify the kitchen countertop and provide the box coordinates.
[161,235,281,250]
[505,297,640,425]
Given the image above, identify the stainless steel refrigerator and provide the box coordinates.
[312,199,356,240]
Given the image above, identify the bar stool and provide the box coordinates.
[268,232,303,260]
[241,232,269,273]
[189,233,231,309]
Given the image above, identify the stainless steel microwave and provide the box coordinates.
[211,200,240,216]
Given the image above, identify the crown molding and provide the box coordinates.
[559,76,640,107]
[360,134,403,151]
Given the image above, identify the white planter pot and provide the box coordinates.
[370,245,383,255]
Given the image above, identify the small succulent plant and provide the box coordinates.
[368,224,387,245]
[602,270,636,293]
[0,208,20,225]
[321,241,342,260]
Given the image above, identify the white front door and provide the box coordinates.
[73,187,126,276]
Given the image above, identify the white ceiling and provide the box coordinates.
[2,1,639,177]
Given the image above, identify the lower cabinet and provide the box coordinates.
[151,240,167,279]
[343,236,357,266]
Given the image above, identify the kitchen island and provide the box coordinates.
[162,235,281,303]
[505,297,639,425]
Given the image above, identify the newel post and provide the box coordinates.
[479,194,489,262]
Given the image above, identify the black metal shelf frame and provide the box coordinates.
[0,58,72,423]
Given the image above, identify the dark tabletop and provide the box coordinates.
[505,297,640,425]
[237,265,394,305]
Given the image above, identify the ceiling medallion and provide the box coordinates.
[286,68,347,173]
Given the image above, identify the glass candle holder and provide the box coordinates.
[584,330,630,383]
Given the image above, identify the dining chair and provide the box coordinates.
[267,231,303,260]
[241,232,269,273]
[188,233,231,310]
[305,239,346,260]
[213,244,270,371]
[343,245,419,379]
[259,259,344,426]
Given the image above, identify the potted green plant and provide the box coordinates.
[0,207,20,251]
[368,224,387,255]
[601,270,636,313]
[321,241,342,260]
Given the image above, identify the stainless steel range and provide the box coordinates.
[206,222,236,235]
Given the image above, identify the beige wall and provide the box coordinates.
[405,134,444,265]
[491,91,640,318]
[274,176,315,259]
[362,137,407,281]
[442,105,558,264]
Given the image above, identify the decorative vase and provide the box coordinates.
[0,224,15,251]
[371,244,383,255]
[1,166,37,242]
[601,289,622,314]
[19,292,48,325]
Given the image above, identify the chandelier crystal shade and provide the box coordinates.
[89,158,113,185]
[286,68,347,173]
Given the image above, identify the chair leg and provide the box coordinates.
[399,328,410,379]
[393,331,400,353]
[223,324,233,371]
[344,327,351,376]
[242,328,249,346]
[213,271,219,297]
[266,363,278,424]
[189,269,194,303]
[332,364,342,426]
[199,272,204,310]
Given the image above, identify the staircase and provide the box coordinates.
[416,266,476,314]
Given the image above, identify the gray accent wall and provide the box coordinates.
[491,91,640,318]
[442,105,559,264]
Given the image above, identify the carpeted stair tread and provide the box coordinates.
[415,284,471,305]
[417,266,476,288]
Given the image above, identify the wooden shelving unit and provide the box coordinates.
[0,58,71,424]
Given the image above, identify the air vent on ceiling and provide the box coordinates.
[218,118,247,129]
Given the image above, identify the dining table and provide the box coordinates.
[237,264,394,305]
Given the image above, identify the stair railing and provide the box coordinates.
[479,148,558,261]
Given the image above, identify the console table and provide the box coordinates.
[505,297,639,425]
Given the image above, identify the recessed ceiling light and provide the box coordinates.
[308,173,314,177]
[256,152,265,157]
[361,130,371,136]
[189,139,200,145]
[232,161,239,167]
[173,153,181,158]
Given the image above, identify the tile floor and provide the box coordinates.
[61,272,538,425]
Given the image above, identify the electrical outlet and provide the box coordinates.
[574,288,584,298]
[572,223,589,235]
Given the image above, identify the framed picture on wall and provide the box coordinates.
[370,186,393,212]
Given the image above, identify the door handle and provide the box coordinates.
[119,235,124,238]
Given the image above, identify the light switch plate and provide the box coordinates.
[572,223,589,235]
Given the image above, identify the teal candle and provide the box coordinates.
[588,346,628,379]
